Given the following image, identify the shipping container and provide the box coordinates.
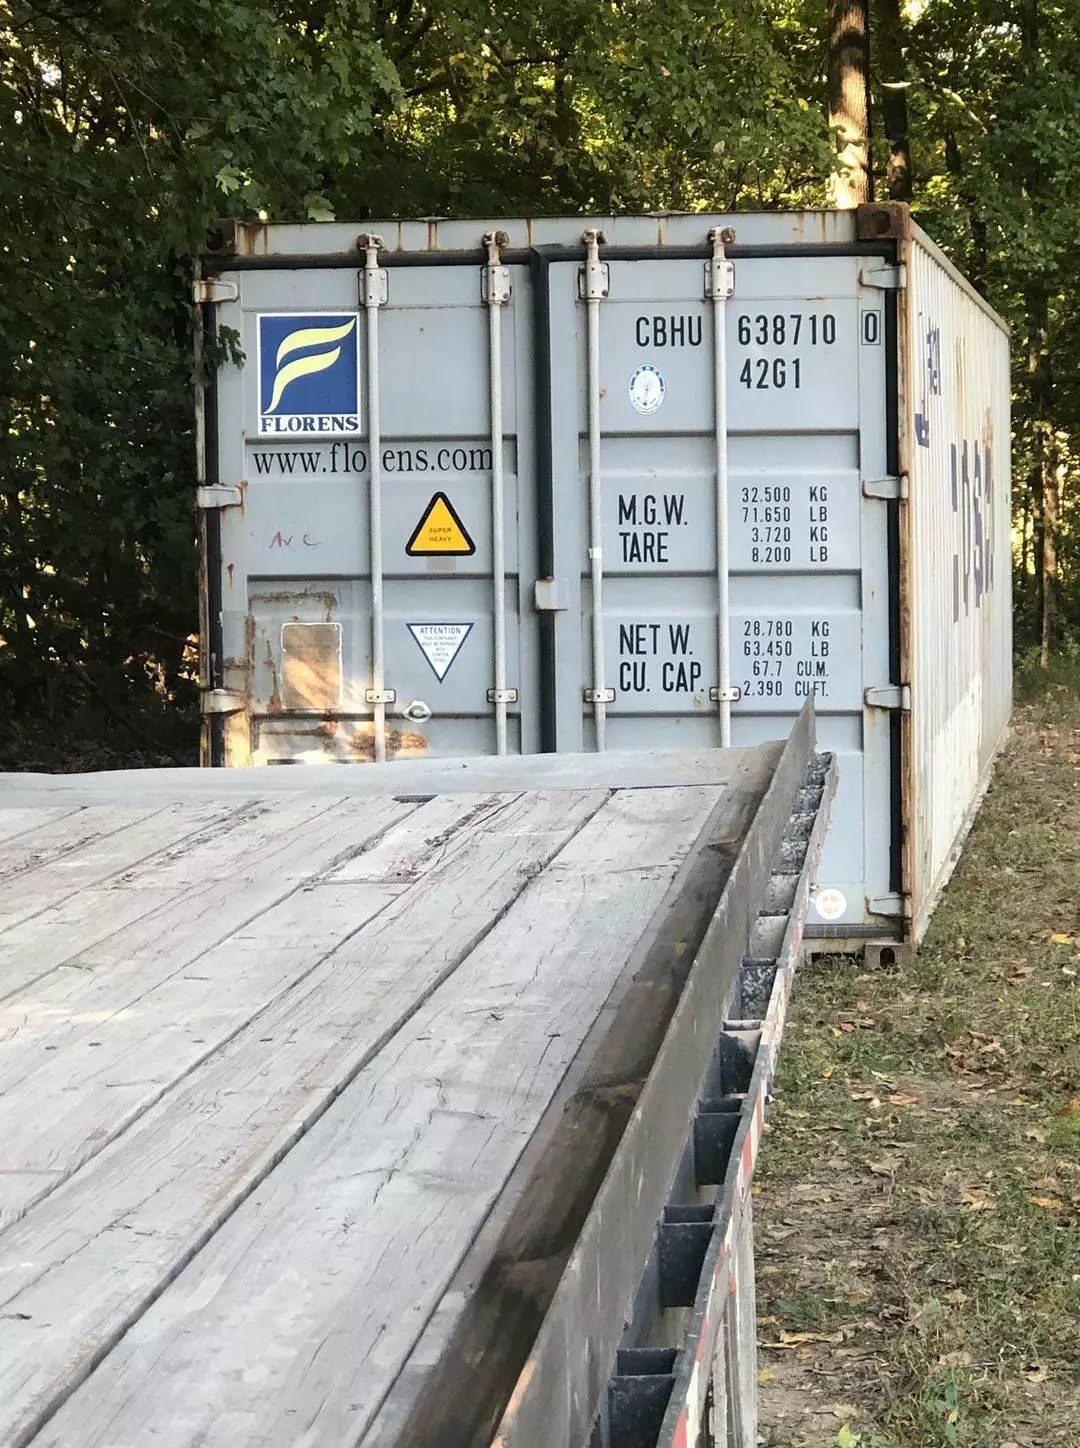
[195,202,1011,947]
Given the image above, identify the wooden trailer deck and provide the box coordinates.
[0,738,815,1448]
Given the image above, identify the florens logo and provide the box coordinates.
[258,313,361,434]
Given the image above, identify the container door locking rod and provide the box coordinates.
[360,234,393,762]
[484,231,515,754]
[581,229,613,750]
[708,226,739,747]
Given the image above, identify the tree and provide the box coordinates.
[904,0,1080,661]
[828,0,872,205]
[874,0,912,200]
[0,0,400,757]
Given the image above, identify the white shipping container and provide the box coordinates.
[195,203,1011,948]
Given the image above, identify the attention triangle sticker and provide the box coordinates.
[407,622,474,682]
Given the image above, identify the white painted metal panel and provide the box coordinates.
[903,226,1012,940]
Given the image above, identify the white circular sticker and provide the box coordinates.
[814,888,848,922]
[628,364,666,415]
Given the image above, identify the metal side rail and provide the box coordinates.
[602,751,837,1448]
[484,710,835,1448]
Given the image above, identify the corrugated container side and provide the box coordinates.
[902,226,1012,942]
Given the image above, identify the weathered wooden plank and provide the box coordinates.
[0,801,251,950]
[0,805,162,885]
[368,749,781,1448]
[29,786,720,1448]
[0,789,607,1448]
[489,702,820,1448]
[0,796,471,1226]
[0,796,378,1007]
[0,792,417,1046]
[0,807,83,847]
[0,745,775,807]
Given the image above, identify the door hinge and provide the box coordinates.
[534,577,569,612]
[862,474,908,501]
[358,234,389,306]
[359,267,389,307]
[706,224,736,300]
[193,278,239,305]
[365,688,397,705]
[578,262,610,300]
[482,232,512,305]
[197,484,243,510]
[202,688,246,715]
[709,685,742,703]
[487,688,518,704]
[868,892,908,917]
[865,684,911,711]
[859,261,904,291]
[583,686,615,704]
[579,229,610,300]
[704,260,735,300]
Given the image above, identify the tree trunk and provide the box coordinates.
[1019,1,1057,664]
[874,0,912,200]
[1026,283,1054,665]
[828,0,872,206]
[1042,450,1061,667]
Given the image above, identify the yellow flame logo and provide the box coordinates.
[265,318,357,413]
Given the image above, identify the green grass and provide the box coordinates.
[756,678,1080,1448]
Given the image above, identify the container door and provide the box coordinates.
[208,261,538,764]
[544,254,894,935]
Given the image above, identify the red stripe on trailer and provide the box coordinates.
[740,1129,754,1180]
[672,1411,689,1448]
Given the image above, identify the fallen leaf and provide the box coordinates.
[760,1329,847,1348]
[1029,1196,1063,1210]
[830,1403,860,1419]
[757,1367,776,1384]
[1050,933,1075,945]
[961,1190,995,1211]
[1025,1127,1049,1143]
[821,1065,835,1079]
[1025,1364,1050,1382]
[869,1160,899,1177]
[1056,1098,1080,1117]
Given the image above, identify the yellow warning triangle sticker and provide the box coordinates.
[405,492,476,557]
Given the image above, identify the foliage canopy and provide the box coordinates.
[0,0,1075,762]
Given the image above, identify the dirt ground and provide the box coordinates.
[755,685,1080,1448]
